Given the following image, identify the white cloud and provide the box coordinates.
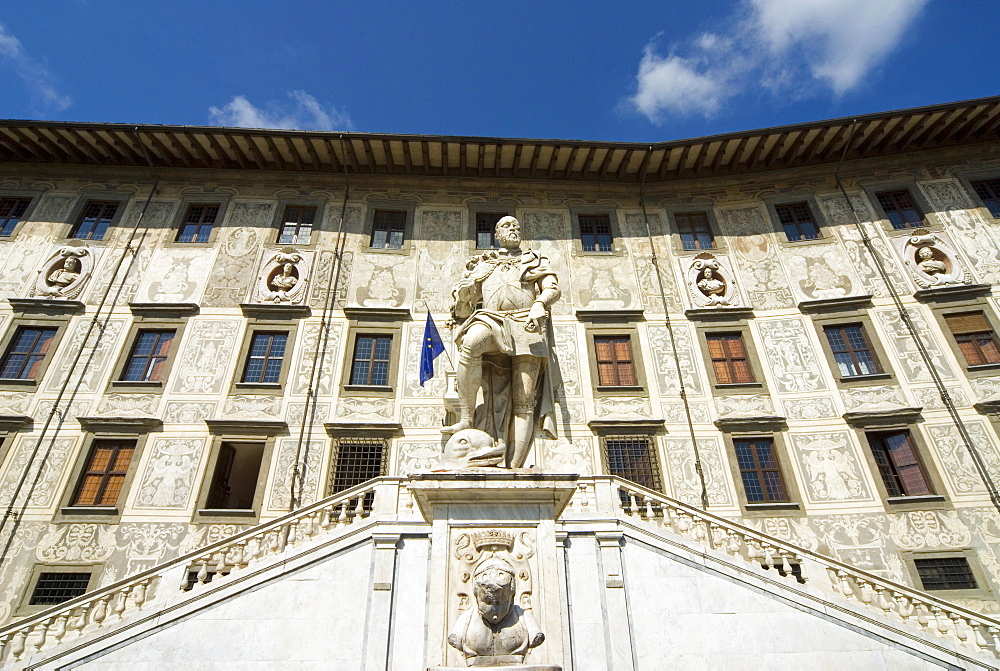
[0,23,71,112]
[208,91,353,131]
[630,0,928,122]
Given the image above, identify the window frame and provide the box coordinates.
[16,564,101,617]
[966,176,1000,220]
[108,317,188,392]
[341,322,402,396]
[768,198,825,243]
[695,321,767,392]
[0,317,69,391]
[56,431,152,521]
[584,324,648,397]
[901,550,994,601]
[863,184,937,234]
[172,200,227,245]
[230,321,299,395]
[327,436,389,495]
[722,432,802,515]
[570,208,622,256]
[930,299,1000,378]
[857,426,947,508]
[672,210,717,251]
[66,197,127,241]
[273,203,319,246]
[809,309,895,389]
[600,434,664,493]
[362,200,416,254]
[0,192,42,239]
[195,435,277,523]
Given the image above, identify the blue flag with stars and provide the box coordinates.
[419,312,446,386]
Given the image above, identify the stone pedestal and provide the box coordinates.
[410,471,575,670]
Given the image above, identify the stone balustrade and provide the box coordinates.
[565,476,1000,659]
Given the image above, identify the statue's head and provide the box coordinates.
[64,256,80,272]
[473,557,516,624]
[495,216,521,249]
[282,262,294,274]
[917,246,934,260]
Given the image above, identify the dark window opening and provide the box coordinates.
[867,430,933,497]
[29,572,91,606]
[0,197,30,237]
[824,324,883,377]
[71,201,118,240]
[350,335,392,386]
[242,332,287,384]
[676,212,714,250]
[734,437,789,503]
[371,209,406,249]
[206,442,265,510]
[121,329,175,382]
[278,206,315,245]
[177,204,219,242]
[914,557,978,590]
[579,214,613,252]
[875,190,924,229]
[0,327,57,380]
[605,436,661,492]
[71,439,136,507]
[775,202,820,241]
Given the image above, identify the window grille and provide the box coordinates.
[945,312,1000,366]
[476,212,506,249]
[371,209,406,249]
[0,327,57,380]
[121,329,175,381]
[914,557,978,590]
[734,438,788,503]
[579,214,613,252]
[775,202,819,241]
[972,179,1000,218]
[72,439,136,507]
[350,335,392,386]
[329,438,386,495]
[71,201,118,240]
[29,572,91,606]
[177,203,219,242]
[278,206,315,245]
[824,324,882,377]
[866,430,933,497]
[593,336,637,386]
[706,333,754,384]
[0,197,30,236]
[603,436,661,492]
[875,190,924,229]
[242,332,288,384]
[675,212,714,250]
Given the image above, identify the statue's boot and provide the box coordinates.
[507,411,534,468]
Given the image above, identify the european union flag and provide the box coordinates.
[419,312,446,386]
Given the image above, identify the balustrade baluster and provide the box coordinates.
[132,581,147,607]
[836,570,854,599]
[762,546,775,569]
[214,552,226,574]
[953,615,970,645]
[50,613,68,647]
[915,603,930,628]
[972,622,989,651]
[933,607,951,635]
[780,554,794,576]
[112,588,128,620]
[353,496,365,520]
[875,586,894,615]
[895,594,913,620]
[336,502,348,526]
[988,626,1000,654]
[91,596,109,627]
[26,620,47,654]
[10,630,26,660]
[268,530,281,552]
[196,560,209,585]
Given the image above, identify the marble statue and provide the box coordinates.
[899,233,971,288]
[916,246,947,276]
[688,253,737,307]
[47,256,82,288]
[440,428,506,469]
[252,251,309,303]
[696,267,725,301]
[442,216,560,469]
[448,556,544,666]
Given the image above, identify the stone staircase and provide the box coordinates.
[1,475,998,669]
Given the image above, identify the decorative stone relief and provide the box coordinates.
[780,397,837,419]
[757,318,827,392]
[627,235,681,312]
[522,211,569,240]
[889,510,972,550]
[925,422,1000,495]
[415,210,464,312]
[782,244,856,300]
[551,325,581,397]
[308,250,335,308]
[663,436,733,507]
[920,178,1000,283]
[555,400,585,425]
[661,401,711,424]
[648,323,702,395]
[686,253,741,307]
[403,322,447,398]
[95,394,159,417]
[223,395,281,418]
[336,397,393,420]
[396,441,442,474]
[202,223,265,307]
[841,385,908,412]
[134,438,205,509]
[593,397,651,419]
[137,247,212,304]
[788,432,872,503]
[911,385,969,410]
[162,401,217,423]
[0,565,32,624]
[715,394,773,418]
[0,392,30,414]
[170,319,240,394]
[250,249,312,304]
[177,524,248,556]
[349,250,413,308]
[874,308,954,383]
[44,318,126,393]
[288,322,343,396]
[894,231,972,288]
[36,524,115,563]
[0,221,59,296]
[571,254,636,310]
[268,438,324,509]
[116,523,187,574]
[746,518,820,552]
[811,514,889,573]
[719,206,794,309]
[33,400,90,424]
[538,436,593,473]
[32,247,92,299]
[0,435,77,508]
[31,194,74,222]
[285,401,331,426]
[401,405,444,428]
[86,239,156,305]
[817,191,873,228]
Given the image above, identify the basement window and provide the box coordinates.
[29,572,92,606]
[914,557,978,591]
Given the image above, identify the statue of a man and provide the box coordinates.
[443,216,560,468]
[46,256,81,289]
[448,557,544,666]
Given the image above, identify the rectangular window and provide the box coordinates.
[370,209,406,249]
[914,557,978,590]
[866,430,933,497]
[71,201,118,240]
[594,336,638,386]
[824,324,883,377]
[241,332,288,384]
[71,439,136,507]
[0,197,30,237]
[945,312,1000,366]
[604,436,661,491]
[278,206,315,245]
[121,330,175,382]
[775,202,820,241]
[350,335,393,386]
[330,438,386,493]
[734,438,789,503]
[206,442,265,510]
[579,214,613,252]
[675,212,714,250]
[706,333,754,384]
[0,326,57,380]
[875,189,924,229]
[972,179,1000,218]
[476,212,506,249]
[29,572,92,606]
[177,203,219,242]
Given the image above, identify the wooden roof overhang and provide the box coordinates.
[1,96,999,184]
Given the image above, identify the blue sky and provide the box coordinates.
[1,1,997,142]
